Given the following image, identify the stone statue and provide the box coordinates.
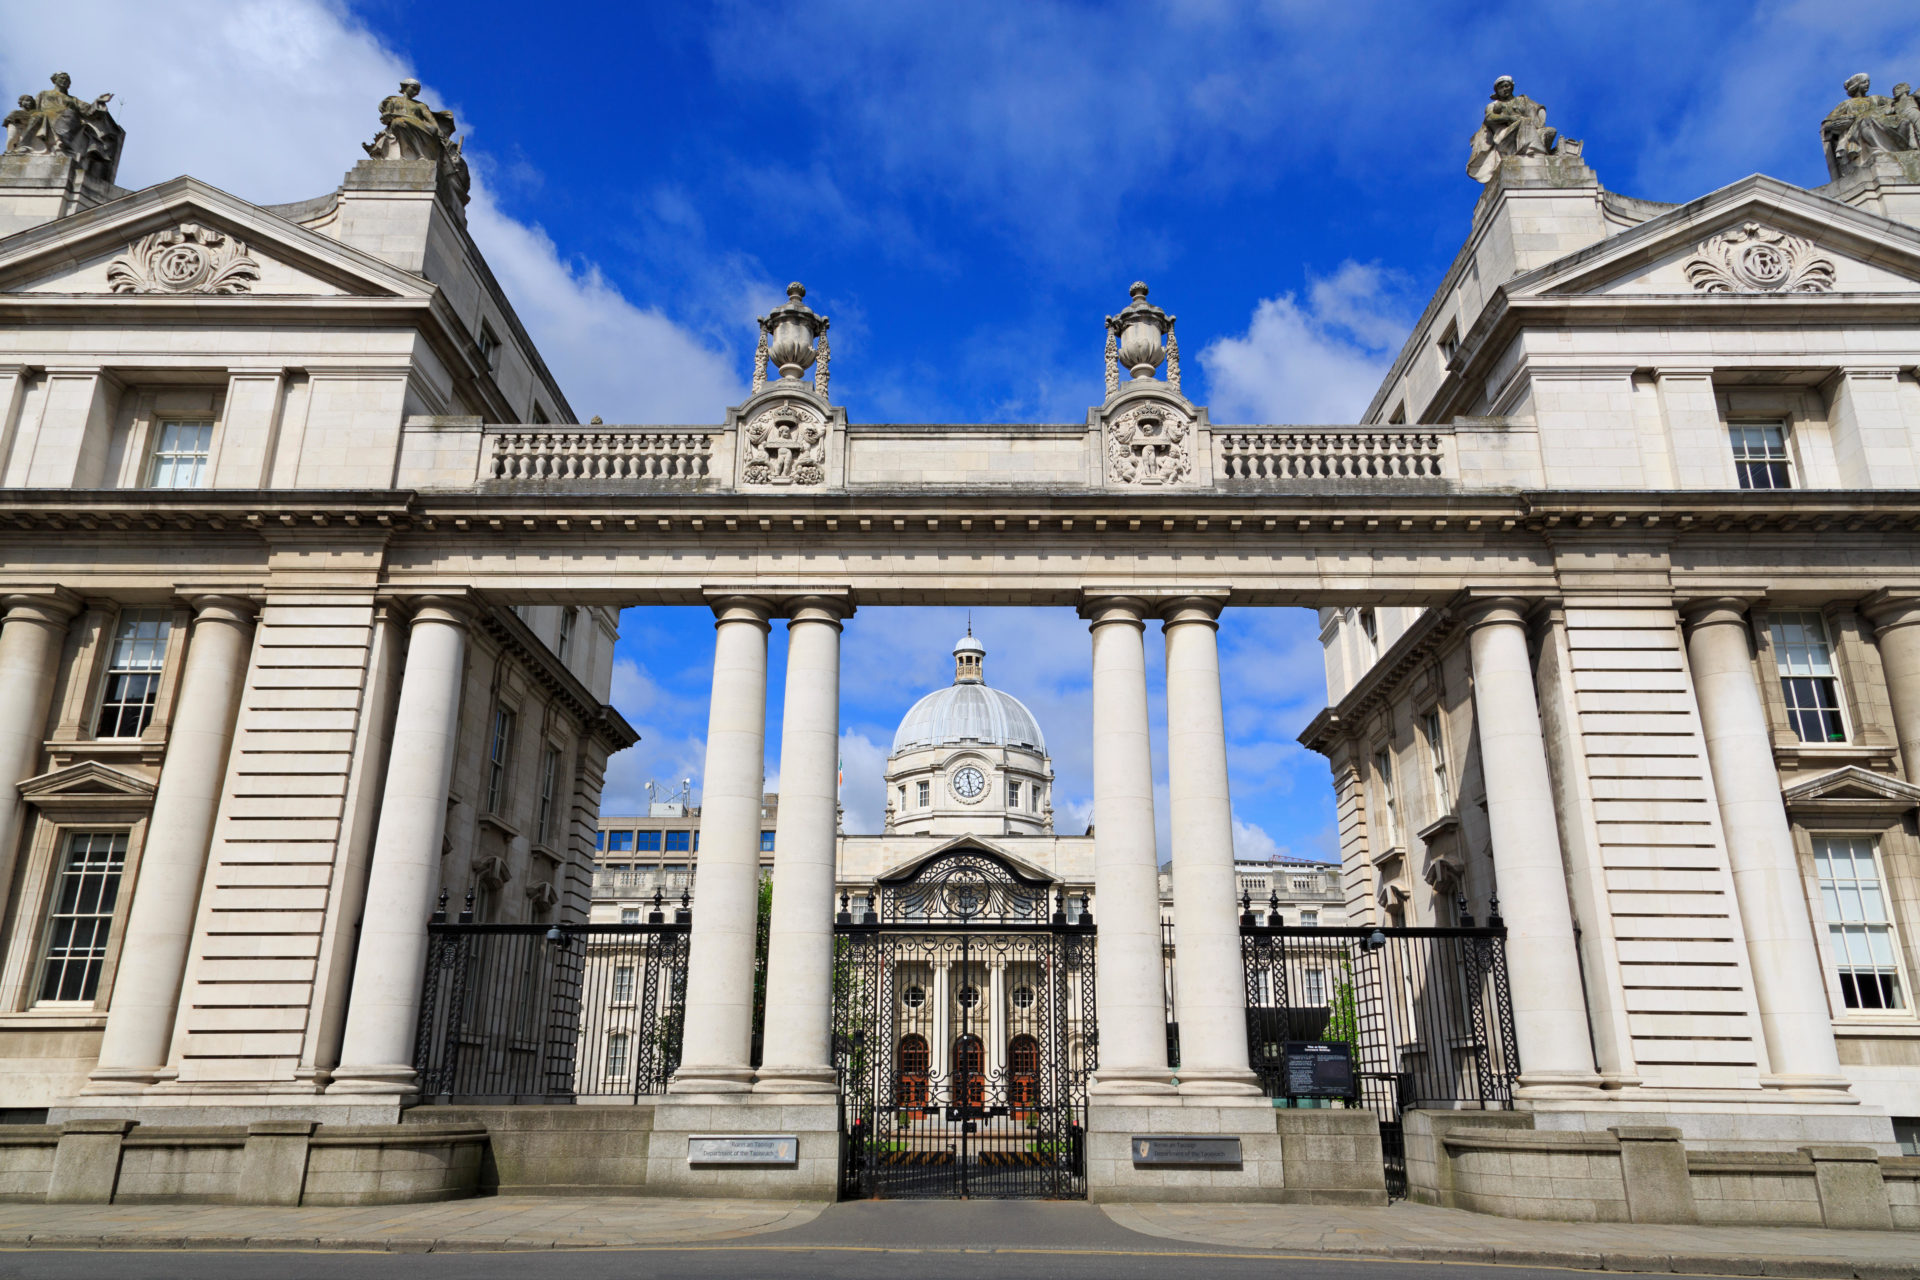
[4,72,124,183]
[1821,73,1918,180]
[363,78,470,205]
[1467,76,1559,183]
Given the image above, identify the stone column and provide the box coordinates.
[670,596,772,1093]
[329,597,473,1095]
[1684,599,1849,1090]
[756,596,850,1094]
[1162,597,1260,1094]
[88,596,255,1090]
[1866,594,1920,783]
[1463,599,1602,1094]
[0,593,76,911]
[1080,596,1175,1094]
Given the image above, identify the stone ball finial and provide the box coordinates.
[1846,72,1871,95]
[1129,281,1149,300]
[787,281,806,301]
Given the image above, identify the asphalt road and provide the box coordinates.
[0,1201,1659,1280]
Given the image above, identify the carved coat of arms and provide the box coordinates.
[1106,405,1192,485]
[1683,222,1836,294]
[106,223,261,295]
[742,403,827,486]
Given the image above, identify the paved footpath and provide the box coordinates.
[0,1195,1914,1277]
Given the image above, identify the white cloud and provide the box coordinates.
[837,730,890,835]
[0,0,747,424]
[1199,261,1416,424]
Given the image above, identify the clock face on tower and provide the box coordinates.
[950,765,987,802]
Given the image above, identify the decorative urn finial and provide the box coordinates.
[758,281,831,384]
[1104,283,1178,394]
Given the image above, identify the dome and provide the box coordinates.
[891,683,1046,754]
[890,633,1046,753]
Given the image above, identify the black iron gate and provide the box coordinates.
[833,849,1096,1200]
[1239,902,1519,1198]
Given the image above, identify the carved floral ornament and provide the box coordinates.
[1683,222,1836,295]
[741,399,827,486]
[106,222,261,295]
[1105,402,1193,486]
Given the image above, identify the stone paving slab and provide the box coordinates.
[0,1198,824,1251]
[1104,1202,1920,1278]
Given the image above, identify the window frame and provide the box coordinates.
[1419,707,1450,815]
[484,705,516,814]
[1808,833,1912,1017]
[535,743,561,846]
[31,829,130,1007]
[1372,747,1401,847]
[1728,419,1794,491]
[92,608,174,740]
[917,780,931,807]
[555,607,575,664]
[1766,611,1851,745]
[145,418,215,490]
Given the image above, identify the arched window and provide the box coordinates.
[897,1034,930,1108]
[1009,1033,1039,1110]
[952,1033,984,1107]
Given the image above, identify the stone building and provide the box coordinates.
[0,65,1911,1218]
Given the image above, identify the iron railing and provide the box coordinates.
[1240,908,1519,1197]
[413,904,690,1104]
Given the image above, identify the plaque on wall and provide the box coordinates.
[687,1134,799,1165]
[1130,1135,1242,1167]
[1281,1041,1355,1099]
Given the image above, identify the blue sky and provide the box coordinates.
[7,2,1920,858]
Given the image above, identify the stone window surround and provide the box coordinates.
[49,602,189,764]
[109,383,231,492]
[1753,604,1899,770]
[0,804,151,1023]
[1714,384,1833,489]
[1790,815,1920,1028]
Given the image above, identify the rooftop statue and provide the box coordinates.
[363,78,470,205]
[1821,73,1919,181]
[3,72,124,184]
[1466,76,1559,183]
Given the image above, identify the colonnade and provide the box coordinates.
[0,583,1879,1102]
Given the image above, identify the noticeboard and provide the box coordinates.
[1281,1041,1355,1099]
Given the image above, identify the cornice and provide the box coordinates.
[472,601,638,753]
[1298,606,1462,755]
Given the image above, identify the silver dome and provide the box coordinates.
[891,682,1046,754]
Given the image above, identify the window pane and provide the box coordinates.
[665,830,690,852]
[1816,837,1906,1011]
[148,420,213,489]
[1770,613,1846,742]
[634,831,661,852]
[38,831,127,1003]
[95,609,172,738]
[1729,422,1792,490]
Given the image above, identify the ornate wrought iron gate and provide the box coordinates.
[1239,909,1519,1198]
[833,849,1096,1200]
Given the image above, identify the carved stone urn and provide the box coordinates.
[1108,282,1172,379]
[763,282,827,380]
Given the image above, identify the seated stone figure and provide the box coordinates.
[5,72,123,183]
[1822,73,1917,180]
[1467,76,1558,182]
[363,78,471,205]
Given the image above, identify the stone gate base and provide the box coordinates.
[1086,1100,1387,1204]
[1407,1112,1920,1229]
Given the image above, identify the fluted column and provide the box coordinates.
[670,596,772,1093]
[89,596,255,1090]
[1684,599,1849,1091]
[330,596,473,1095]
[1464,599,1602,1095]
[0,593,76,912]
[756,595,850,1094]
[1866,593,1920,783]
[1080,596,1176,1095]
[1162,597,1260,1094]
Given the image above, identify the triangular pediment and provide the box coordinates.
[873,834,1058,886]
[1506,175,1920,299]
[1781,765,1920,812]
[18,760,155,802]
[0,176,430,299]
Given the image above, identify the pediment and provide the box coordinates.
[873,835,1058,887]
[1507,175,1920,299]
[0,176,430,299]
[18,760,156,803]
[1781,765,1920,814]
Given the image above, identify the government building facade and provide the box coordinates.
[0,65,1911,1220]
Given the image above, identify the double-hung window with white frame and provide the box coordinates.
[1373,749,1400,847]
[536,744,560,844]
[95,609,171,738]
[1420,709,1449,814]
[1815,836,1908,1012]
[147,420,213,489]
[485,706,515,814]
[1769,612,1848,743]
[37,830,128,1004]
[1729,420,1793,490]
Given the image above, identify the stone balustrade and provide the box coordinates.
[1216,428,1451,481]
[592,868,695,896]
[485,427,716,482]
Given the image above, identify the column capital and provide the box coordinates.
[1077,594,1149,629]
[1,590,81,630]
[1679,594,1761,631]
[703,590,775,630]
[403,593,477,630]
[781,592,854,628]
[182,594,259,628]
[1158,595,1224,629]
[1459,594,1537,633]
[1860,588,1920,635]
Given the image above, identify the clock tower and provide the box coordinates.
[882,630,1055,837]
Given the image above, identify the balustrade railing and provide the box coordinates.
[1217,429,1450,481]
[485,427,715,482]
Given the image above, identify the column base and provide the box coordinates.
[752,1066,838,1094]
[1760,1073,1860,1099]
[324,1065,419,1097]
[1514,1069,1608,1102]
[1173,1068,1264,1097]
[79,1066,165,1094]
[1089,1069,1178,1097]
[666,1064,757,1094]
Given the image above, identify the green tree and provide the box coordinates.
[750,873,772,1067]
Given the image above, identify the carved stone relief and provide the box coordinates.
[1683,222,1836,295]
[1105,403,1193,486]
[106,223,261,295]
[741,400,828,486]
